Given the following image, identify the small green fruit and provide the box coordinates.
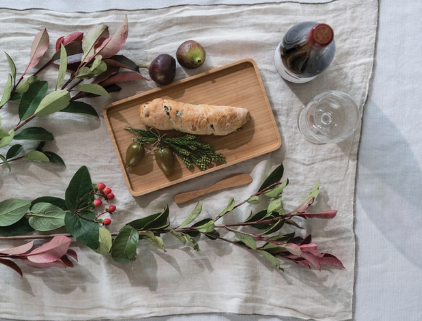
[155,147,174,176]
[125,142,145,167]
[176,40,206,69]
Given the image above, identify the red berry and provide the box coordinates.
[108,205,116,213]
[103,187,112,195]
[107,193,115,200]
[103,218,111,226]
[97,183,106,191]
[94,199,102,207]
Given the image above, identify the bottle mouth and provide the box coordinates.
[310,23,334,46]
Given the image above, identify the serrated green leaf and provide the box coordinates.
[195,219,215,233]
[263,219,284,235]
[94,227,112,255]
[43,151,65,166]
[31,196,66,211]
[179,201,202,227]
[128,206,169,231]
[217,198,235,219]
[0,155,10,171]
[75,84,110,98]
[0,217,34,236]
[18,81,48,120]
[257,250,283,271]
[111,225,139,263]
[60,101,98,117]
[143,231,166,252]
[6,144,23,160]
[14,127,53,141]
[28,202,66,231]
[0,129,14,148]
[0,129,9,139]
[15,76,39,94]
[24,151,49,162]
[247,195,259,204]
[34,90,71,117]
[234,232,257,249]
[65,165,93,212]
[0,199,31,227]
[183,233,199,251]
[0,74,12,107]
[264,178,289,198]
[5,52,16,82]
[259,164,284,192]
[266,197,283,218]
[75,67,95,79]
[65,211,99,249]
[169,230,186,245]
[56,43,68,89]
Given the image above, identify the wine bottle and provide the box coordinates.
[274,22,335,83]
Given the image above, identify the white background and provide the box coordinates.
[0,0,421,321]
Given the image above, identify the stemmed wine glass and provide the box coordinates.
[297,91,361,144]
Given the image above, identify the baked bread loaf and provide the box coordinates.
[139,98,250,136]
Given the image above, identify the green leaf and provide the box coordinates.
[56,43,67,89]
[256,250,283,271]
[34,90,71,117]
[111,225,139,263]
[183,233,199,251]
[75,67,95,79]
[195,219,215,233]
[90,55,102,71]
[5,52,16,82]
[0,217,34,236]
[258,164,284,192]
[263,219,284,235]
[65,211,99,249]
[268,232,295,242]
[169,230,186,245]
[24,151,49,162]
[0,74,12,107]
[247,196,260,204]
[295,181,321,212]
[43,151,65,166]
[234,232,257,249]
[266,197,284,218]
[35,141,45,151]
[216,198,235,219]
[91,61,107,76]
[14,127,53,141]
[18,81,48,120]
[82,24,108,62]
[28,202,66,231]
[94,227,112,255]
[0,129,14,148]
[179,201,202,227]
[31,196,66,210]
[15,76,39,94]
[65,165,93,212]
[10,92,22,101]
[128,206,169,231]
[0,155,11,171]
[143,231,166,252]
[75,84,111,98]
[204,230,220,240]
[264,178,289,198]
[184,218,213,237]
[6,144,23,160]
[0,129,9,139]
[0,199,31,227]
[59,101,98,117]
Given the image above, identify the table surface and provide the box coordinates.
[1,1,421,321]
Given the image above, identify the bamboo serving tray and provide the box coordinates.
[103,59,281,196]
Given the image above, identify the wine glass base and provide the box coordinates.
[297,105,325,145]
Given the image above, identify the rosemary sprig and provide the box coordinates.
[125,127,226,171]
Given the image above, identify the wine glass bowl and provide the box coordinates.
[297,91,361,144]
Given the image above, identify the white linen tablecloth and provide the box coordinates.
[0,0,386,320]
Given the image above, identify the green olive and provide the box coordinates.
[125,142,145,167]
[155,147,174,176]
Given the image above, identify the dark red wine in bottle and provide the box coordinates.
[274,22,335,83]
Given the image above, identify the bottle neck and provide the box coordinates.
[307,23,334,48]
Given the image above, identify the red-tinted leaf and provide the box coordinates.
[0,241,34,255]
[63,32,83,46]
[285,219,303,229]
[93,66,119,84]
[21,258,65,269]
[26,235,71,263]
[0,258,23,276]
[24,29,49,74]
[96,15,128,59]
[55,36,65,51]
[300,234,312,245]
[52,42,83,62]
[66,249,78,262]
[320,253,345,269]
[60,255,74,267]
[301,251,321,270]
[104,55,139,71]
[300,243,321,257]
[101,72,147,87]
[294,197,315,213]
[284,243,302,255]
[300,210,337,219]
[295,259,311,269]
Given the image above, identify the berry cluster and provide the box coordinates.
[94,182,116,226]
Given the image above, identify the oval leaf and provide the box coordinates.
[0,241,33,255]
[75,67,95,79]
[15,76,39,94]
[34,90,71,117]
[143,231,166,252]
[26,235,71,263]
[64,211,99,249]
[100,72,147,87]
[0,217,34,236]
[96,16,128,59]
[264,178,289,198]
[31,196,66,211]
[28,202,66,231]
[75,84,110,98]
[24,151,49,162]
[216,198,235,219]
[259,164,284,192]
[195,219,215,233]
[256,250,283,271]
[81,24,108,62]
[94,227,112,255]
[56,43,68,89]
[59,101,98,117]
[14,127,53,141]
[103,55,139,71]
[43,151,65,166]
[24,28,49,75]
[6,144,23,160]
[0,129,14,148]
[18,81,48,120]
[111,225,139,263]
[234,232,257,249]
[0,74,12,107]
[179,201,202,227]
[4,52,16,81]
[0,199,31,227]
